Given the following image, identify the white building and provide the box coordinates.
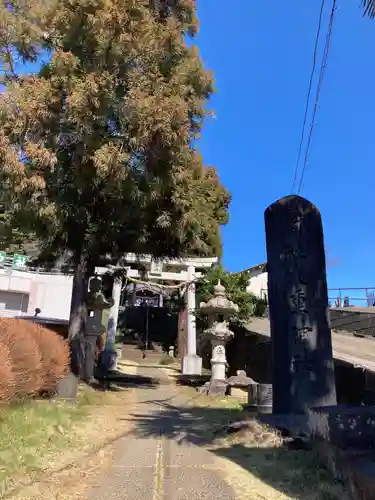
[0,267,73,319]
[0,253,218,319]
[245,262,268,300]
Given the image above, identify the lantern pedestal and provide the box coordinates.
[198,281,238,397]
[84,276,114,383]
[198,379,228,397]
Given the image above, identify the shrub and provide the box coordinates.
[29,323,70,394]
[0,319,43,398]
[0,341,15,401]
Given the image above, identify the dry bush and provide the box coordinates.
[0,319,43,398]
[236,418,284,448]
[219,417,284,448]
[0,341,15,401]
[29,323,70,393]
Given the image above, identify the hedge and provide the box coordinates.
[30,323,70,394]
[0,319,70,401]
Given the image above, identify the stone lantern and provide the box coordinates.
[198,280,239,396]
[83,276,114,382]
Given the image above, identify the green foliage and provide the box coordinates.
[194,265,267,366]
[196,264,267,326]
[0,206,40,256]
[0,0,230,267]
[0,0,231,370]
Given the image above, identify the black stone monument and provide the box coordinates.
[265,195,337,414]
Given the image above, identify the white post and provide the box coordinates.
[182,265,202,375]
[103,278,122,370]
[186,265,196,355]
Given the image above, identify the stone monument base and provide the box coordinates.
[309,405,375,450]
[182,354,202,376]
[197,379,228,397]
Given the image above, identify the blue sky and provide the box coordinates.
[195,1,375,294]
[14,2,374,299]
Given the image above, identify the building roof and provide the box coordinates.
[242,262,267,274]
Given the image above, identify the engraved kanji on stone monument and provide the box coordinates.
[265,195,337,414]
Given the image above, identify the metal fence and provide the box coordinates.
[0,252,71,275]
[260,287,375,308]
[328,288,375,308]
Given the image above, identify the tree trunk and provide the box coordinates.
[68,252,94,380]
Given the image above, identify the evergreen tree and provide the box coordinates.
[196,265,267,326]
[0,0,230,380]
[363,0,375,18]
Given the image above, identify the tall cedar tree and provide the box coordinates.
[0,0,230,379]
[363,0,375,18]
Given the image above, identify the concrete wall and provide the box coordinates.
[330,307,375,337]
[246,270,268,299]
[226,330,272,383]
[0,268,73,320]
[227,332,375,405]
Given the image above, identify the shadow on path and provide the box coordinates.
[124,398,242,445]
[124,398,347,500]
[93,371,159,391]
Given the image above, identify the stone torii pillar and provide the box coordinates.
[102,276,122,371]
[182,265,202,375]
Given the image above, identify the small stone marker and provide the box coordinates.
[247,382,273,413]
[264,195,337,414]
[227,370,254,400]
[56,371,78,399]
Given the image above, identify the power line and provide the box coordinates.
[297,0,336,194]
[291,0,326,193]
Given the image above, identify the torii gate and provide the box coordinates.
[96,253,218,375]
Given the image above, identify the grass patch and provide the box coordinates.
[183,387,243,411]
[214,416,348,499]
[216,440,349,500]
[0,386,110,491]
[159,355,175,366]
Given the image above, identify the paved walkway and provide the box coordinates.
[88,362,237,500]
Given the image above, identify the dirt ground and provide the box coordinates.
[3,367,138,500]
[4,361,349,500]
